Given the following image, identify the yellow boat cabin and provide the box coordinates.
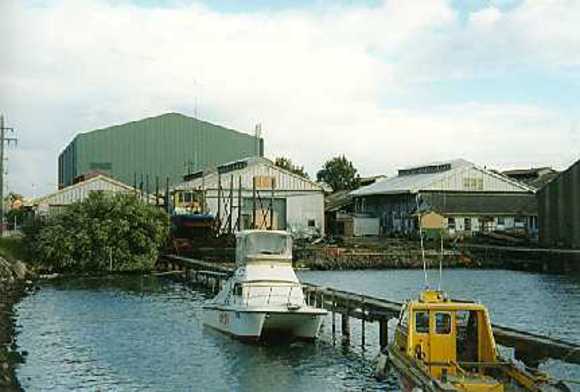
[387,290,569,392]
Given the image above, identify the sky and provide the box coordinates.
[0,0,579,196]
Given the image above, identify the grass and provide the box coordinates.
[0,236,29,264]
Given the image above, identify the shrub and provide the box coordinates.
[26,192,169,272]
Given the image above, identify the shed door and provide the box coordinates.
[243,198,286,230]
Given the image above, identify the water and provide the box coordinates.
[14,270,580,391]
[14,275,394,392]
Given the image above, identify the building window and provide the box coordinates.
[415,311,429,334]
[514,216,526,228]
[464,218,471,231]
[463,177,484,191]
[435,313,452,334]
[448,217,456,230]
[308,219,316,227]
[497,217,505,225]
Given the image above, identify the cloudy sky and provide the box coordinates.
[1,0,578,196]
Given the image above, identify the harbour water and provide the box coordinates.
[14,269,580,391]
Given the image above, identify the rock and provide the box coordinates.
[11,262,27,280]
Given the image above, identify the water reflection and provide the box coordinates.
[14,270,579,392]
[16,275,392,392]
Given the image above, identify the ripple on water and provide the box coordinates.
[14,270,580,391]
[15,276,394,392]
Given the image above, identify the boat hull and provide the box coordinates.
[202,307,325,340]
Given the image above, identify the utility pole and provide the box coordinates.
[0,115,17,236]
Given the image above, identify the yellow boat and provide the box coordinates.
[385,289,570,392]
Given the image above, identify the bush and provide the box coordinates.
[26,192,169,272]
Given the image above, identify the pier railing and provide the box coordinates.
[158,254,580,367]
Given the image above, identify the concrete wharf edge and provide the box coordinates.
[159,254,580,366]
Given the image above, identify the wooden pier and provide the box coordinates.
[158,254,580,366]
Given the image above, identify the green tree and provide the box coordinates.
[274,157,310,179]
[26,192,169,272]
[6,208,27,228]
[316,155,361,192]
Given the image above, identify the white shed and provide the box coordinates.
[172,157,325,237]
[33,175,140,215]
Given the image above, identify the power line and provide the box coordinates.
[0,115,18,236]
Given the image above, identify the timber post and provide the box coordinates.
[361,297,366,351]
[341,300,351,346]
[379,319,389,350]
[331,291,336,345]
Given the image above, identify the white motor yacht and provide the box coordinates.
[202,230,327,341]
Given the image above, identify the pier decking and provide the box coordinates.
[158,254,580,366]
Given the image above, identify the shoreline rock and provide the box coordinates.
[0,256,32,392]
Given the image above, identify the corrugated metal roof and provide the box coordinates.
[350,159,533,197]
[325,190,353,212]
[34,175,136,206]
[173,157,324,192]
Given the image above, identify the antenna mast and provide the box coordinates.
[416,194,428,288]
[438,231,444,291]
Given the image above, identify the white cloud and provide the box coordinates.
[0,0,577,196]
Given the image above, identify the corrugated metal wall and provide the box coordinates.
[175,158,325,234]
[58,113,263,188]
[538,160,580,248]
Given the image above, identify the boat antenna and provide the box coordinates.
[416,194,429,289]
[438,230,443,291]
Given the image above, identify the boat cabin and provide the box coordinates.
[395,290,498,380]
[235,230,293,266]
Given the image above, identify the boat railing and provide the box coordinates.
[233,285,303,307]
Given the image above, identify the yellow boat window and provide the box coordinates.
[435,312,452,334]
[415,311,429,333]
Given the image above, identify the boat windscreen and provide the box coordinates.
[237,232,292,261]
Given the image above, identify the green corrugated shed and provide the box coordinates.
[58,113,264,188]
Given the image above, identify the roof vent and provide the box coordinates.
[218,160,248,174]
[399,163,452,177]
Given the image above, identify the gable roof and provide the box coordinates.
[34,175,136,205]
[325,190,354,212]
[537,158,580,194]
[173,156,323,192]
[350,159,534,197]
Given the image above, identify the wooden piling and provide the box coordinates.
[160,254,580,367]
[361,298,366,351]
[341,302,351,346]
[379,320,389,350]
[331,292,336,345]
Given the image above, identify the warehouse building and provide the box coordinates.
[502,167,559,190]
[58,113,264,189]
[537,159,580,248]
[33,173,148,215]
[172,157,325,237]
[350,159,537,238]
